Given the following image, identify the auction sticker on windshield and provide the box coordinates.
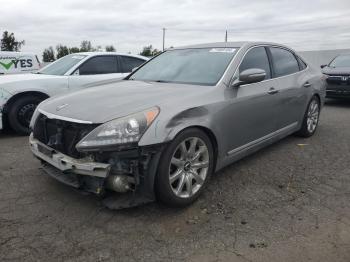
[209,48,236,53]
[71,55,85,60]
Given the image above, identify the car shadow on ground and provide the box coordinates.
[0,130,23,139]
[325,98,350,107]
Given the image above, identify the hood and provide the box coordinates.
[39,80,215,123]
[322,67,350,75]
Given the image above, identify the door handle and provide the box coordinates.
[267,87,279,95]
[303,82,311,88]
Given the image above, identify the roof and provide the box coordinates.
[170,41,292,50]
[76,52,148,60]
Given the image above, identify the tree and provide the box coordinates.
[105,45,116,52]
[139,45,153,57]
[56,44,69,59]
[80,40,94,52]
[1,31,25,51]
[151,48,162,56]
[42,47,55,62]
[69,47,80,54]
[139,45,161,57]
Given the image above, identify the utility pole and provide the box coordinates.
[162,28,166,51]
[225,30,228,42]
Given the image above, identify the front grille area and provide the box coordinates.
[327,75,350,85]
[33,113,98,158]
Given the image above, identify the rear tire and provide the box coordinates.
[155,128,214,207]
[8,96,43,135]
[296,96,320,137]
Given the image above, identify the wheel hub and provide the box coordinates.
[183,161,191,171]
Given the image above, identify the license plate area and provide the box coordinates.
[37,143,54,158]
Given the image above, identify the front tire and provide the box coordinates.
[8,96,43,135]
[296,96,320,137]
[155,128,214,207]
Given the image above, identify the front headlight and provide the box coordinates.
[29,107,40,130]
[76,107,159,151]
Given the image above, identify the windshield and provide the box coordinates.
[38,54,87,75]
[329,55,350,68]
[130,48,237,86]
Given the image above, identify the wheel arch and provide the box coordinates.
[313,92,321,104]
[3,91,49,114]
[170,125,219,171]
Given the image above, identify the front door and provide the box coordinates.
[222,46,279,154]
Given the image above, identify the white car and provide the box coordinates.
[0,51,41,75]
[0,52,148,134]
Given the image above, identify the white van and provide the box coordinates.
[0,52,41,75]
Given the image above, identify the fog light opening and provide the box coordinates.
[106,175,134,193]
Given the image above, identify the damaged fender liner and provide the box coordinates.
[101,144,165,209]
[30,135,165,209]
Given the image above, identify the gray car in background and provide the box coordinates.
[29,42,326,208]
[322,54,350,98]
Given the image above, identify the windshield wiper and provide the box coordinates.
[154,80,170,83]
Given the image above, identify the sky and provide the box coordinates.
[1,0,350,57]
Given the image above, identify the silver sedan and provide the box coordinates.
[29,42,326,208]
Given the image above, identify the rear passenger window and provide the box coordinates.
[239,47,271,80]
[297,56,307,70]
[270,47,300,77]
[120,56,145,73]
[79,56,118,75]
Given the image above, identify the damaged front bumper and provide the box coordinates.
[29,134,164,209]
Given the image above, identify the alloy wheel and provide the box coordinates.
[168,137,209,198]
[306,99,319,133]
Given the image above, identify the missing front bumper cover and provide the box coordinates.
[29,134,164,209]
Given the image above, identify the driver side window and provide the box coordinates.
[239,47,271,80]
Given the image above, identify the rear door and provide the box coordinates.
[267,47,309,129]
[67,55,124,91]
[223,46,280,153]
[118,55,146,76]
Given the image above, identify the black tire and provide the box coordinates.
[296,96,320,137]
[155,128,215,207]
[8,95,43,135]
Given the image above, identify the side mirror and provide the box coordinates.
[232,68,266,87]
[320,64,327,69]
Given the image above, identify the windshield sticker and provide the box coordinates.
[71,55,85,60]
[209,48,236,53]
